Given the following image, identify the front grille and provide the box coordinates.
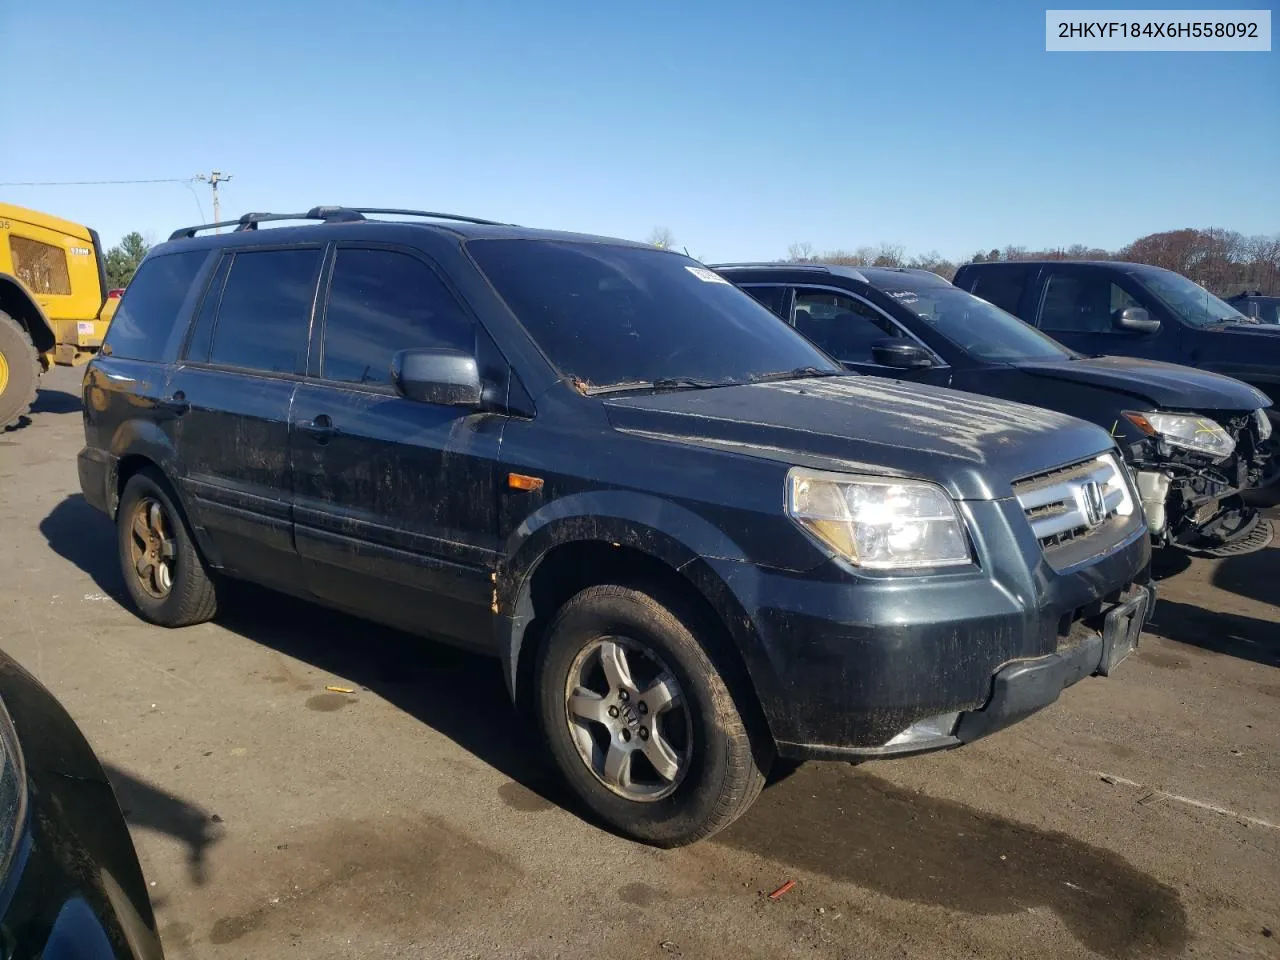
[1013,454,1133,563]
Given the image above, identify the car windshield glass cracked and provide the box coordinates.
[467,240,837,389]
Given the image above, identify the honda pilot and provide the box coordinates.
[79,208,1152,845]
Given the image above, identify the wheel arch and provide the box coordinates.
[499,496,778,762]
[0,274,56,356]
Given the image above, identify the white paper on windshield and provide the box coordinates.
[686,266,730,284]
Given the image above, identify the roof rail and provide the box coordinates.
[711,261,830,271]
[711,262,874,284]
[168,205,504,240]
[349,208,505,226]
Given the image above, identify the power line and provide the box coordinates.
[0,177,197,186]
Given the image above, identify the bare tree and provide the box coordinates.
[787,241,815,262]
[909,251,958,281]
[871,243,905,267]
[646,227,676,250]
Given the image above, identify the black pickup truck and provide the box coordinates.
[717,263,1274,555]
[952,260,1280,418]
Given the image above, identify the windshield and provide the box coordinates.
[467,239,839,390]
[1138,269,1249,327]
[880,282,1074,361]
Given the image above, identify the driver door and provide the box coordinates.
[1032,264,1179,361]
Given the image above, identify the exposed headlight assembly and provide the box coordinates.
[1255,408,1273,442]
[786,469,971,569]
[1123,411,1236,462]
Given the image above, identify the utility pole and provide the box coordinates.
[196,171,232,231]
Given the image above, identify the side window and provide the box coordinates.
[102,251,208,362]
[1038,272,1137,334]
[970,266,1031,315]
[793,289,904,363]
[741,285,789,319]
[184,254,231,363]
[9,236,72,296]
[320,249,473,386]
[209,249,322,374]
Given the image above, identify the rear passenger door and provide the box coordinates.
[290,244,503,648]
[168,245,324,593]
[1031,264,1179,361]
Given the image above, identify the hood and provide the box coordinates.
[603,376,1115,501]
[1017,356,1270,411]
[1218,321,1280,336]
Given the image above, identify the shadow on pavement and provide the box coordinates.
[720,763,1189,959]
[40,494,128,601]
[1149,549,1191,581]
[1144,596,1279,668]
[0,385,81,434]
[104,764,222,885]
[214,580,576,813]
[1211,544,1280,611]
[39,495,579,817]
[31,386,83,415]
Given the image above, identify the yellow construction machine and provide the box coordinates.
[0,202,121,427]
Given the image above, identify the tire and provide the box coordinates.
[117,470,218,627]
[536,584,765,846]
[0,311,39,430]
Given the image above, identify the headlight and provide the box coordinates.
[0,700,27,884]
[1256,408,1273,441]
[786,468,971,569]
[1123,411,1236,462]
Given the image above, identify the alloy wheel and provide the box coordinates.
[563,637,692,802]
[128,497,176,599]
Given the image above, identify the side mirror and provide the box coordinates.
[1114,306,1161,334]
[391,348,483,407]
[871,339,934,370]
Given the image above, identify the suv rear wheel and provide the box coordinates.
[117,471,218,627]
[536,584,765,846]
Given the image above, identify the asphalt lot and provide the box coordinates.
[2,364,1277,960]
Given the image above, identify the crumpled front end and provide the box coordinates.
[1127,408,1275,554]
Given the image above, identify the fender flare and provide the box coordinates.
[496,490,782,716]
[0,274,56,354]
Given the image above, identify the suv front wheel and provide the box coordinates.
[536,584,765,846]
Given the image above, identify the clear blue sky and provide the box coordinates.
[3,1,1276,260]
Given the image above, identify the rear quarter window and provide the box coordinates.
[103,250,208,362]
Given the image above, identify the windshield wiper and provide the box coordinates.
[585,376,735,396]
[745,366,844,384]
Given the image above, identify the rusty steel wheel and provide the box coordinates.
[127,497,176,599]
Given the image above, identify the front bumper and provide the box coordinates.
[706,497,1151,760]
[953,584,1151,745]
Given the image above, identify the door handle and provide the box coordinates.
[300,414,338,443]
[157,391,189,416]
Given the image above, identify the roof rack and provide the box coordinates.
[711,261,829,271]
[168,206,505,241]
[711,262,871,283]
